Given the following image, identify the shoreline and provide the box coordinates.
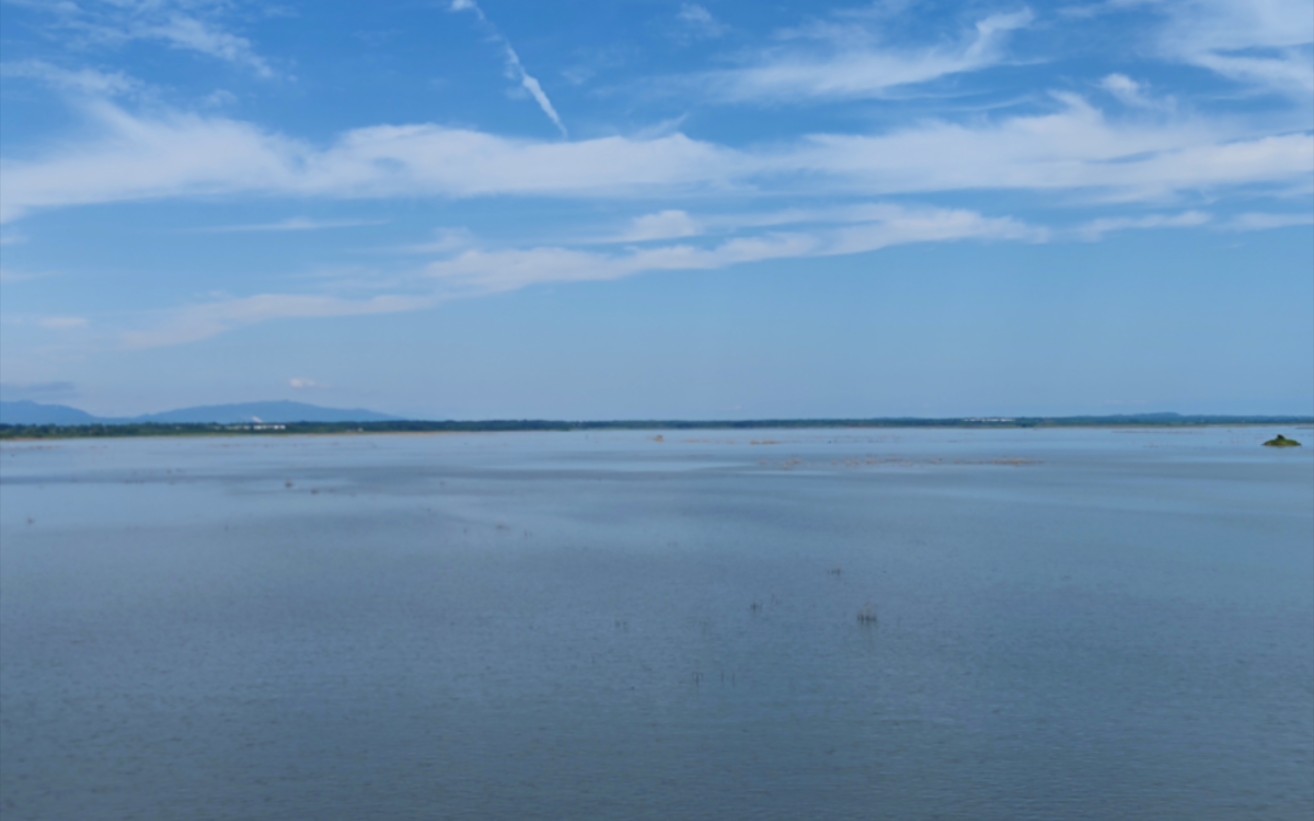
[2,419,1311,443]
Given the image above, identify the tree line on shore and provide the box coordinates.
[3,415,1312,440]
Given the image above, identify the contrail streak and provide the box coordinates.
[450,0,568,138]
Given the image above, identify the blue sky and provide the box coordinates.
[0,0,1310,418]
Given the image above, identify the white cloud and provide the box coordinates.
[704,9,1033,103]
[1074,210,1211,240]
[196,217,386,233]
[676,4,728,39]
[200,89,239,108]
[301,123,738,198]
[1,59,141,96]
[10,1,276,78]
[0,100,302,223]
[102,202,1049,348]
[142,14,274,79]
[425,204,1047,295]
[0,102,735,223]
[289,377,324,390]
[776,94,1313,201]
[395,227,477,255]
[0,267,44,284]
[1222,211,1314,231]
[1188,49,1314,96]
[1099,73,1164,109]
[121,292,434,349]
[1154,0,1313,95]
[1056,1,1312,95]
[36,315,89,331]
[2,94,1309,225]
[67,192,1306,349]
[615,210,702,242]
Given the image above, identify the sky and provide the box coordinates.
[0,0,1311,419]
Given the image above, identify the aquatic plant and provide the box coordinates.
[1263,434,1302,448]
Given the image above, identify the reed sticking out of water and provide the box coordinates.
[857,603,878,625]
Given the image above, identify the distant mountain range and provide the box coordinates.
[4,401,1313,433]
[0,400,399,426]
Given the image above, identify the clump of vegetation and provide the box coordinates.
[1263,434,1302,448]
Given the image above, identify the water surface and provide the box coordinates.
[2,428,1311,819]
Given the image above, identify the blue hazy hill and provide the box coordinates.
[0,400,397,425]
[136,401,398,424]
[0,400,101,425]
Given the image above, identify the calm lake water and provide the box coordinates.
[2,428,1311,820]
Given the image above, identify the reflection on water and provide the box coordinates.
[2,429,1312,820]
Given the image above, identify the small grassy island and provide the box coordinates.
[1263,434,1302,448]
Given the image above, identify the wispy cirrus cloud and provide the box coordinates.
[3,94,1309,226]
[0,100,303,223]
[612,210,703,243]
[141,13,275,79]
[776,93,1312,201]
[61,191,1306,351]
[120,292,434,349]
[0,266,46,284]
[423,203,1046,296]
[109,203,1045,348]
[1098,74,1172,110]
[1222,211,1314,231]
[0,100,735,223]
[701,8,1033,103]
[393,227,477,255]
[1078,0,1314,96]
[675,4,728,40]
[1,59,142,97]
[194,216,387,234]
[1074,210,1211,240]
[6,0,277,78]
[1162,0,1313,96]
[36,315,90,331]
